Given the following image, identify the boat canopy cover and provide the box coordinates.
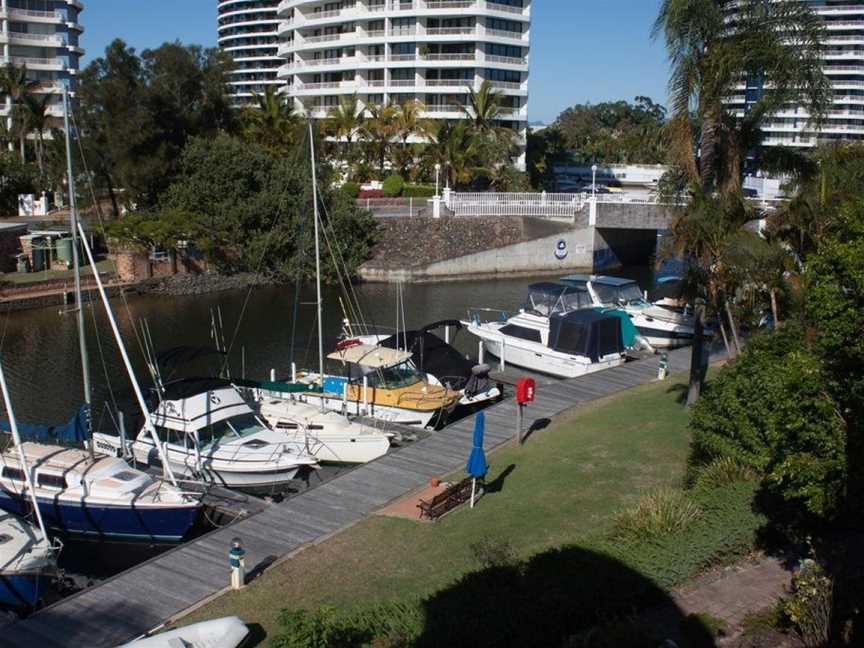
[152,387,254,433]
[327,344,412,369]
[594,308,639,348]
[548,310,625,361]
[525,282,592,317]
[377,329,474,384]
[561,274,635,287]
[0,405,89,445]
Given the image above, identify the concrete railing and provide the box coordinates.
[447,192,586,219]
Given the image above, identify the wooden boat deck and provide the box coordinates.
[0,346,710,648]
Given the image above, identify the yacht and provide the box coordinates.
[94,383,318,493]
[0,510,56,609]
[560,274,698,349]
[292,344,461,429]
[255,395,392,465]
[464,282,628,378]
[0,444,201,542]
[346,320,502,408]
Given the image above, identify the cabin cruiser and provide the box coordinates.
[0,443,201,542]
[293,344,461,429]
[0,510,57,608]
[93,382,318,493]
[254,393,392,465]
[346,320,501,408]
[560,274,698,349]
[464,282,628,378]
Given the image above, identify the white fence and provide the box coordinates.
[446,192,586,219]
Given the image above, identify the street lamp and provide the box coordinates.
[435,163,441,197]
[591,164,598,199]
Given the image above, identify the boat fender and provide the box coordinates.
[471,363,491,376]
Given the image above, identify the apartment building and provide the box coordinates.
[218,0,283,106]
[728,1,864,148]
[0,0,84,128]
[276,0,531,164]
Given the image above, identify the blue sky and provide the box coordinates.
[80,0,670,123]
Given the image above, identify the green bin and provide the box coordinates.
[55,237,74,268]
[31,238,45,272]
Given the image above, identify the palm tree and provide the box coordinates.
[23,92,52,176]
[362,102,397,176]
[661,191,763,403]
[326,93,364,144]
[241,86,299,156]
[391,99,432,178]
[653,0,829,193]
[431,121,479,189]
[462,80,502,132]
[0,64,38,162]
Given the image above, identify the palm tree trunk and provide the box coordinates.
[770,288,781,328]
[718,316,732,357]
[725,300,742,355]
[687,305,706,406]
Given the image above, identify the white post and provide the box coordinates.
[589,197,598,227]
[409,196,413,216]
[76,223,179,486]
[499,337,506,372]
[291,362,297,383]
[432,195,441,219]
[470,478,476,508]
[270,368,276,382]
[362,375,369,414]
[478,340,484,366]
[444,326,450,344]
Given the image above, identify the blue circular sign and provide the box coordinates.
[555,239,568,260]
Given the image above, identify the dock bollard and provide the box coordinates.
[229,537,246,590]
[658,353,669,380]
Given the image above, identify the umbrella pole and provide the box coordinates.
[471,478,476,508]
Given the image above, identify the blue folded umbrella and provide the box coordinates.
[466,411,488,478]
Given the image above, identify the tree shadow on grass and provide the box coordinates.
[484,464,516,494]
[415,545,719,648]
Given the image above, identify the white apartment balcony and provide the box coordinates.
[278,0,530,22]
[0,31,66,47]
[1,56,65,70]
[0,7,63,24]
[824,65,864,75]
[817,5,864,17]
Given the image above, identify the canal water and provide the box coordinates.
[0,267,654,601]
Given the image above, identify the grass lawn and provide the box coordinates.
[182,374,696,643]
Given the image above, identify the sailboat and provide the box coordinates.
[0,87,201,542]
[0,358,59,609]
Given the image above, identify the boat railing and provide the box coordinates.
[465,307,512,326]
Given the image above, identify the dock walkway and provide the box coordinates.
[1,347,703,648]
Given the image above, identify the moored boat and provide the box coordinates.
[0,510,56,609]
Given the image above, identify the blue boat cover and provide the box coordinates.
[0,405,89,445]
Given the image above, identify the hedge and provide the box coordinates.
[382,175,405,197]
[403,185,436,198]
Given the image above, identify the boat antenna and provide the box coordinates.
[74,221,180,487]
[62,85,93,461]
[0,356,50,543]
[308,121,325,412]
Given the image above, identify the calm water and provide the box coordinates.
[0,267,654,428]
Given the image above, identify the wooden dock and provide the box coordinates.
[0,347,707,648]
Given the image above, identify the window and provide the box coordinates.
[197,414,266,449]
[37,473,66,490]
[499,325,542,343]
[1,467,24,482]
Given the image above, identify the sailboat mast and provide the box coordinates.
[0,358,50,543]
[62,86,93,460]
[308,122,325,412]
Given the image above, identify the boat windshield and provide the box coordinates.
[197,413,266,449]
[362,360,423,389]
[594,282,645,306]
[525,285,591,317]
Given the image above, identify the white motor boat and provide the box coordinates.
[94,382,318,493]
[117,616,250,648]
[464,282,628,379]
[255,395,392,465]
[560,274,699,349]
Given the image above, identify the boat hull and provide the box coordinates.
[0,572,52,609]
[471,328,624,379]
[0,490,200,543]
[299,393,444,429]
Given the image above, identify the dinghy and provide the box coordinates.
[117,616,250,648]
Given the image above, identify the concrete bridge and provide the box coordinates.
[357,192,779,282]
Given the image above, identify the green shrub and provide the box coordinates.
[784,561,833,648]
[341,182,361,199]
[382,175,405,197]
[689,325,847,523]
[403,184,436,198]
[692,457,757,493]
[611,488,702,543]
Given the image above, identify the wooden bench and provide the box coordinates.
[417,477,479,521]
